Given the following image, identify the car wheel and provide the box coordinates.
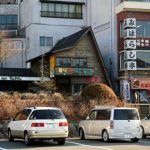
[79,128,85,140]
[142,127,146,138]
[57,138,65,145]
[131,138,139,142]
[8,129,14,142]
[24,132,33,146]
[102,130,109,142]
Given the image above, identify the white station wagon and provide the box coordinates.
[8,107,68,145]
[79,107,142,142]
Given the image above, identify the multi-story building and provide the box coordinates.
[116,0,150,102]
[0,0,26,68]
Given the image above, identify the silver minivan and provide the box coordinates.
[79,107,142,142]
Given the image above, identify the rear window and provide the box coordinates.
[29,109,65,120]
[114,109,139,120]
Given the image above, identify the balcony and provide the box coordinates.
[116,0,150,14]
[54,67,94,76]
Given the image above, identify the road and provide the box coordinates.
[0,138,150,150]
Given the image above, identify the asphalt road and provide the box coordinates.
[0,138,150,150]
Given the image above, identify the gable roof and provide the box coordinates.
[48,27,90,54]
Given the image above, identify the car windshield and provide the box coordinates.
[114,109,139,120]
[29,109,65,120]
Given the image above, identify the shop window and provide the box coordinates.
[41,2,83,19]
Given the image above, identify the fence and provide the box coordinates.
[125,103,150,119]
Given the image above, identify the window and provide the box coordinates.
[96,110,111,120]
[56,58,71,67]
[71,58,87,67]
[56,57,87,67]
[89,110,96,120]
[0,15,17,29]
[114,109,139,120]
[120,21,150,38]
[20,109,31,120]
[29,110,65,120]
[41,3,83,19]
[40,36,53,47]
[120,50,150,70]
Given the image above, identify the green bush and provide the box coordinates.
[81,83,117,100]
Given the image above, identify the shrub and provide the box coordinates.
[81,83,117,100]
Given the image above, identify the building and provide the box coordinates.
[27,27,111,94]
[0,0,26,68]
[116,0,150,102]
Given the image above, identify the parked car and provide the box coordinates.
[79,107,142,142]
[8,107,68,145]
[141,114,150,138]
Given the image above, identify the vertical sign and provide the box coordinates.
[123,18,137,70]
[50,55,55,78]
[120,80,131,101]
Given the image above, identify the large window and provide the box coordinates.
[120,21,150,38]
[120,50,150,70]
[41,3,82,19]
[40,36,53,47]
[56,57,87,67]
[0,15,17,29]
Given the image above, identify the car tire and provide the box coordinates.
[79,128,85,140]
[24,132,33,146]
[102,130,109,142]
[131,138,139,143]
[142,127,146,138]
[57,138,65,145]
[8,129,14,142]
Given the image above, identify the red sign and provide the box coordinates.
[86,76,101,84]
[131,78,150,89]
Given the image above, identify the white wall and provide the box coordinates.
[26,24,82,60]
[89,0,119,90]
[19,0,87,60]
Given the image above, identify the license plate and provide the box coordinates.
[46,123,57,129]
[125,133,132,138]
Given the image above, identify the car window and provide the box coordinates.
[89,110,96,120]
[29,109,65,120]
[20,109,31,120]
[14,112,22,121]
[114,109,139,120]
[96,110,111,120]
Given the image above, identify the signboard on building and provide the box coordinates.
[131,78,150,89]
[124,50,136,60]
[124,29,136,39]
[124,40,136,49]
[124,18,136,29]
[123,18,137,71]
[124,61,137,70]
[120,80,131,101]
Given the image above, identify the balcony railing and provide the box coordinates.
[55,67,94,76]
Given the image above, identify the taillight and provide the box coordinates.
[31,123,44,127]
[59,122,68,127]
[110,121,114,129]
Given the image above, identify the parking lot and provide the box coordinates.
[0,138,150,150]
